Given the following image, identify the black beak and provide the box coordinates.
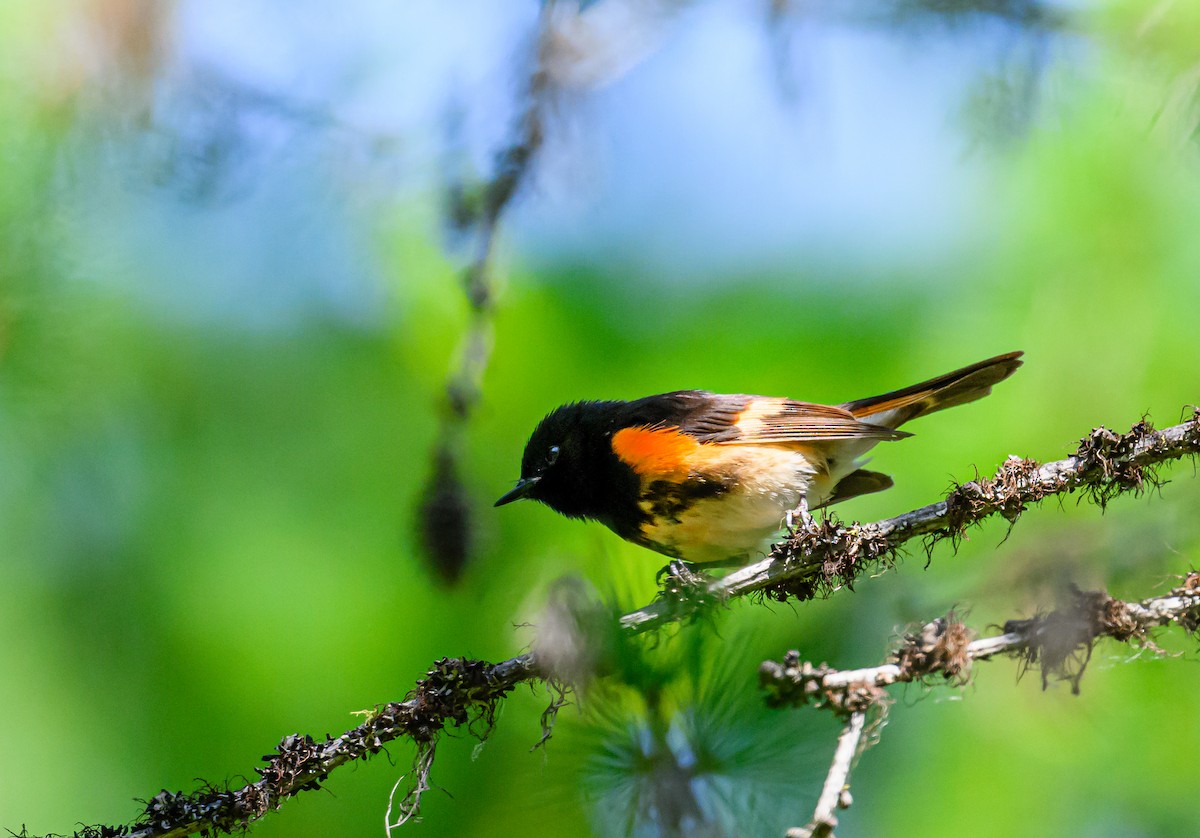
[494,476,539,507]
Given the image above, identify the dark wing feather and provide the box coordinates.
[617,391,910,444]
[617,391,749,442]
[815,469,894,508]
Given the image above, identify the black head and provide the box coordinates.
[495,400,631,522]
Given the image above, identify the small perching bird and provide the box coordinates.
[497,352,1023,565]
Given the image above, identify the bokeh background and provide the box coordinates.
[2,1,1199,836]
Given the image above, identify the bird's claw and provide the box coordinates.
[656,558,689,585]
[656,558,709,590]
[785,496,816,535]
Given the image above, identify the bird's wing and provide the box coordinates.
[712,397,911,443]
[619,391,911,444]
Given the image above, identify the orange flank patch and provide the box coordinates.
[611,426,700,479]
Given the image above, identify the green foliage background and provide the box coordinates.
[1,2,1198,836]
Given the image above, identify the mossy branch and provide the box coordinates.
[761,572,1200,837]
[115,657,539,838]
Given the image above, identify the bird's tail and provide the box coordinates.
[841,351,1023,429]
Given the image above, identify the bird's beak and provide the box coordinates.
[494,476,539,507]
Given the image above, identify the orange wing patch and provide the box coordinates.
[612,426,700,479]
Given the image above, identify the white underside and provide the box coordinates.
[636,443,874,564]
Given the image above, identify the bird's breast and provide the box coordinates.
[630,444,827,564]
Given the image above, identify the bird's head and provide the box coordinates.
[495,401,618,519]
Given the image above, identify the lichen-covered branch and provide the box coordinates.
[121,656,539,838]
[760,574,1200,708]
[622,411,1200,632]
[25,656,546,838]
[761,573,1200,837]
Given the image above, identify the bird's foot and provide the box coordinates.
[656,559,716,605]
[656,558,701,585]
[785,496,816,535]
[657,557,710,590]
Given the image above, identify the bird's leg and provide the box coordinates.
[785,494,815,534]
[655,558,710,592]
[656,559,682,584]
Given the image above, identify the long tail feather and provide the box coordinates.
[841,351,1023,429]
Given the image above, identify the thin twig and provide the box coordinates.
[786,711,866,838]
[417,2,552,582]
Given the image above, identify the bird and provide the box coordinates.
[495,351,1023,565]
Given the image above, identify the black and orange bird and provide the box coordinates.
[496,352,1022,565]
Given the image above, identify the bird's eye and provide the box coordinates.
[546,445,560,466]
